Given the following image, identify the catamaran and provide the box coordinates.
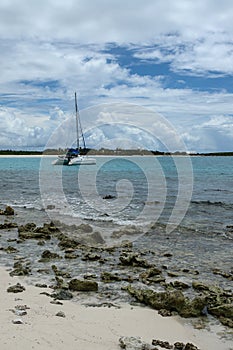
[52,93,96,166]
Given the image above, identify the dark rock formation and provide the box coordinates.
[39,250,62,262]
[7,283,25,293]
[68,278,98,292]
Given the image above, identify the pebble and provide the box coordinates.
[12,319,23,324]
[14,309,27,316]
[56,311,66,318]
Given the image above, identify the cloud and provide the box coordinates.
[181,115,233,152]
[0,1,233,152]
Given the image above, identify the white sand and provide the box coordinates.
[0,267,231,350]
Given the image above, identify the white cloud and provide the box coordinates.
[0,1,233,151]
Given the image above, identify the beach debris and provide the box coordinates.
[119,336,151,349]
[12,319,23,324]
[7,283,25,293]
[55,311,66,318]
[68,278,98,292]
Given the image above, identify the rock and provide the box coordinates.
[101,272,121,282]
[179,296,207,318]
[140,267,165,284]
[35,283,48,288]
[168,281,190,290]
[4,206,14,216]
[47,204,55,210]
[18,222,58,241]
[15,304,30,310]
[119,336,151,350]
[125,286,186,313]
[58,236,81,250]
[68,279,98,292]
[209,303,233,320]
[50,300,63,305]
[174,342,185,350]
[12,318,23,324]
[53,289,73,300]
[82,252,101,261]
[51,265,71,278]
[77,223,93,233]
[18,229,51,241]
[64,252,78,259]
[10,262,31,276]
[218,316,233,328]
[56,311,66,318]
[14,309,27,316]
[163,252,173,257]
[119,253,152,268]
[184,343,199,350]
[103,194,116,200]
[152,339,173,349]
[3,245,19,254]
[39,250,62,262]
[54,276,69,290]
[7,283,25,293]
[85,231,105,245]
[0,222,18,229]
[158,309,172,317]
[212,268,232,280]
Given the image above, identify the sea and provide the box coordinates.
[0,155,232,290]
[0,155,233,231]
[1,154,233,348]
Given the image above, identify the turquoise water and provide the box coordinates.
[0,155,233,234]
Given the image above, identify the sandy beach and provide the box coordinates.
[1,266,232,350]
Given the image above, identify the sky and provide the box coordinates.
[0,0,233,152]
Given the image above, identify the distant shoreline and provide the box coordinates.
[0,149,233,156]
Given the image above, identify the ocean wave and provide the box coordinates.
[191,200,233,209]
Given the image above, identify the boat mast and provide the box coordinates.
[75,92,79,150]
[74,92,86,151]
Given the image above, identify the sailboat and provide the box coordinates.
[52,93,96,166]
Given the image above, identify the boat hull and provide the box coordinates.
[68,156,96,165]
[52,155,96,165]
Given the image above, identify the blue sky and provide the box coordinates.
[0,0,233,152]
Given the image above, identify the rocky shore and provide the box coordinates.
[0,206,233,349]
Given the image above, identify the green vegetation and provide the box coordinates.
[0,149,233,156]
